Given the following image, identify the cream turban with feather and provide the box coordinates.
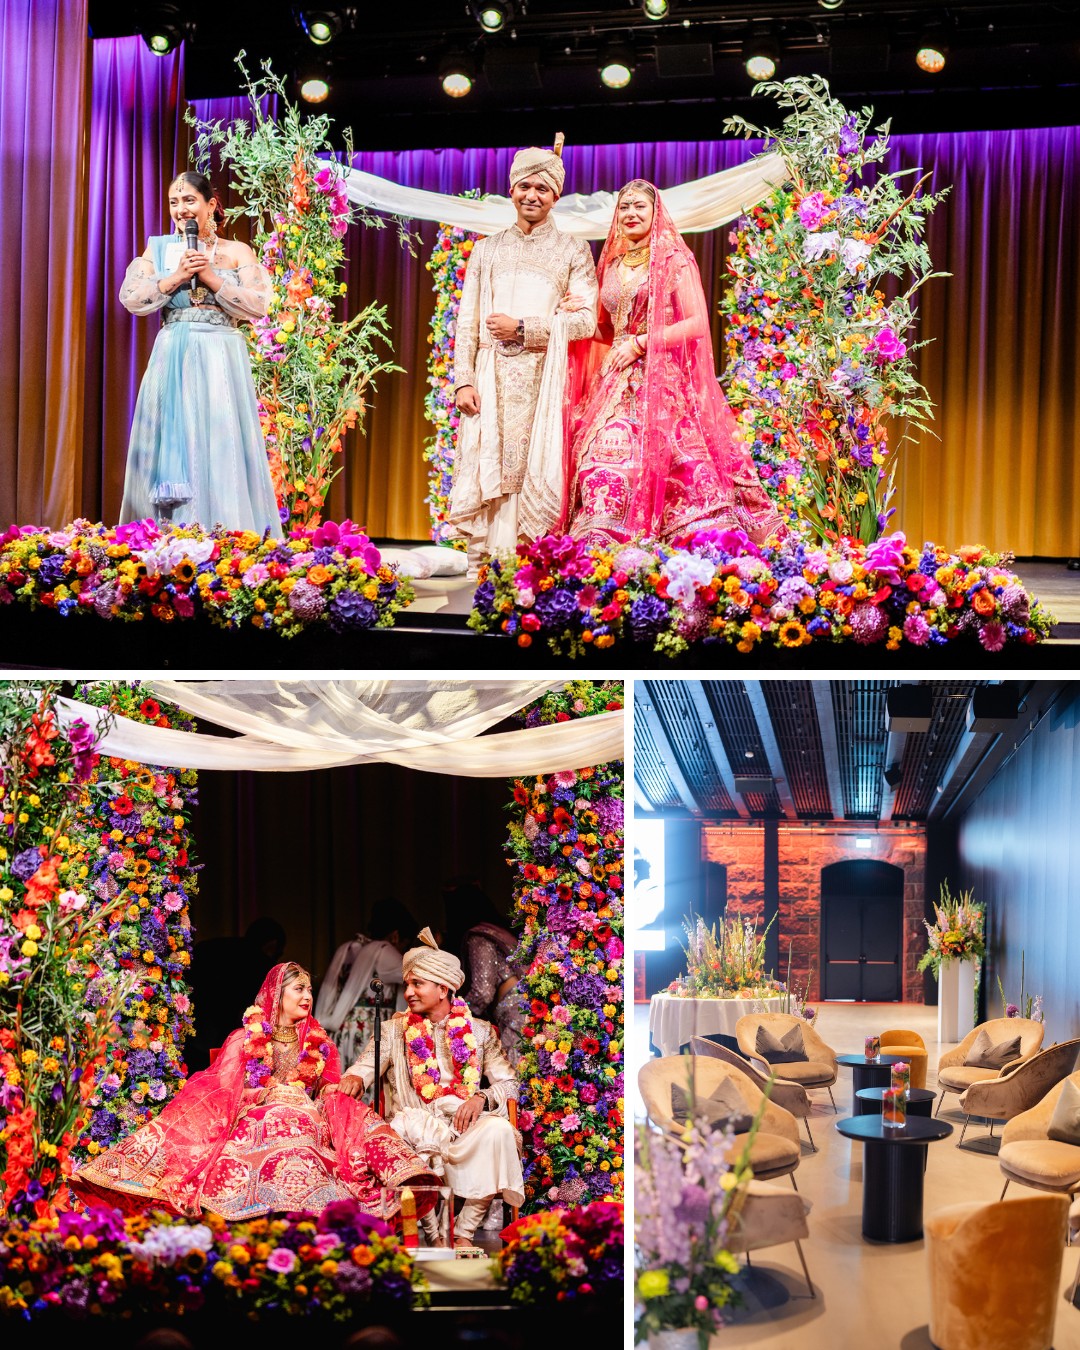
[509,136,566,197]
[402,927,465,992]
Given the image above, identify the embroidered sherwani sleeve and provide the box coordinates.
[564,239,600,343]
[479,1029,518,1113]
[453,238,483,390]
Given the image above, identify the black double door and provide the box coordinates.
[821,861,903,1001]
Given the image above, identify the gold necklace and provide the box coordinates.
[272,1025,299,1044]
[622,243,650,268]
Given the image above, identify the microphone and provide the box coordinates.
[183,218,199,292]
[370,977,384,1000]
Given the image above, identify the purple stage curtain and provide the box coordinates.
[83,35,187,527]
[0,0,90,526]
[337,132,1080,553]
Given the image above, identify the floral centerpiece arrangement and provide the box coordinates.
[0,1200,425,1321]
[468,529,1052,658]
[67,683,199,1159]
[508,682,624,1209]
[917,881,985,977]
[997,951,1044,1023]
[0,519,411,638]
[635,1107,758,1348]
[667,914,781,1001]
[722,75,950,544]
[494,1199,623,1305]
[0,684,134,1216]
[424,214,478,546]
[187,57,406,528]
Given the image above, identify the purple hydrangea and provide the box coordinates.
[629,594,668,641]
[329,590,378,631]
[534,587,579,630]
[11,847,42,882]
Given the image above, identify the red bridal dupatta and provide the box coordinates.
[561,183,782,544]
[71,963,435,1218]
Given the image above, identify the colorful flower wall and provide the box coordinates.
[68,684,199,1158]
[424,221,478,545]
[507,682,624,1210]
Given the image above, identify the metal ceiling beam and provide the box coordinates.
[637,689,702,817]
[685,682,751,821]
[744,683,798,821]
[633,778,655,813]
[811,682,847,822]
[879,729,906,823]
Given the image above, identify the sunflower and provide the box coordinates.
[777,620,807,648]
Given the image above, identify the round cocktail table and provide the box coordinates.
[856,1087,936,1119]
[836,1053,907,1114]
[836,1114,953,1242]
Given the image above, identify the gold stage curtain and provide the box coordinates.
[0,0,90,526]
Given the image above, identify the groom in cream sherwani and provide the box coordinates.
[449,141,598,572]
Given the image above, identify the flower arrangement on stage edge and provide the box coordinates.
[494,1198,623,1304]
[508,682,624,1210]
[917,881,985,978]
[424,212,479,546]
[635,1106,759,1348]
[187,57,406,528]
[66,683,199,1159]
[722,76,950,544]
[469,529,1053,657]
[997,950,1044,1024]
[0,1199,426,1320]
[0,519,411,637]
[668,914,782,1001]
[0,684,135,1216]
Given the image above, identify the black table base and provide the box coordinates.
[862,1136,930,1241]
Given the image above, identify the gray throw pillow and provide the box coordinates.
[964,1029,1022,1070]
[670,1079,753,1134]
[755,1023,809,1065]
[1048,1077,1080,1146]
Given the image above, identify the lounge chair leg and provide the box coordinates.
[958,1116,970,1147]
[1069,1253,1080,1305]
[794,1239,815,1298]
[934,1088,947,1117]
[999,1178,1010,1202]
[745,1251,752,1267]
[989,1120,995,1138]
[827,1085,838,1114]
[803,1117,817,1152]
[789,1172,799,1193]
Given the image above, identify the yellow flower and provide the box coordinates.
[21,940,38,958]
[637,1269,669,1299]
[24,925,41,942]
[715,1248,740,1274]
[20,1051,38,1065]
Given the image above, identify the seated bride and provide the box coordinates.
[70,962,437,1220]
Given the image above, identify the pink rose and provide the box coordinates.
[267,1247,296,1274]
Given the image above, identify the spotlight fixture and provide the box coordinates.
[440,52,476,98]
[915,36,947,73]
[140,4,184,56]
[599,39,635,89]
[298,9,342,45]
[299,72,330,103]
[642,0,670,19]
[473,0,510,32]
[817,0,844,9]
[743,32,779,81]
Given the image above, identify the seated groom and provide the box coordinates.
[336,928,524,1247]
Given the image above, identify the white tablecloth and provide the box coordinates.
[648,993,787,1057]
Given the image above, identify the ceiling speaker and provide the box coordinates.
[734,774,774,794]
[885,686,933,734]
[966,683,1020,734]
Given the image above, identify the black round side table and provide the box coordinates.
[836,1053,907,1114]
[855,1087,936,1118]
[836,1113,954,1242]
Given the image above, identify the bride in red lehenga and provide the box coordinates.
[70,963,436,1220]
[562,180,783,549]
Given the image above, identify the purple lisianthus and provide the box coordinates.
[329,589,378,631]
[838,116,861,157]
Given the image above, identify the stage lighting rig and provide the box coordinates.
[140,4,185,56]
[440,52,477,98]
[472,0,512,33]
[915,30,947,73]
[297,9,344,46]
[599,39,635,90]
[298,60,331,103]
[743,31,779,81]
[642,0,671,20]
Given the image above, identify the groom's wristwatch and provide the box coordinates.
[515,319,525,344]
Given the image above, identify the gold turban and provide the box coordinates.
[402,927,465,992]
[509,144,565,197]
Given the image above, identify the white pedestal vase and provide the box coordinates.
[649,1332,700,1350]
[937,959,977,1043]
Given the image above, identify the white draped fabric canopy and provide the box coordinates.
[339,152,787,239]
[54,680,623,777]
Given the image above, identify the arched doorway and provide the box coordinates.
[820,860,904,1001]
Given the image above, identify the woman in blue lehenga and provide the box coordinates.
[119,172,282,538]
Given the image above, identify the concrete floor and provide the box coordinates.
[632,999,1080,1349]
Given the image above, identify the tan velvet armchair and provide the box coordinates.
[725,1178,815,1298]
[934,1016,1045,1117]
[735,1013,839,1112]
[998,1068,1080,1201]
[637,1054,802,1186]
[956,1039,1080,1148]
[925,1194,1068,1350]
[689,1036,818,1151]
[879,1027,928,1090]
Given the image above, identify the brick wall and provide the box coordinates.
[701,826,928,1003]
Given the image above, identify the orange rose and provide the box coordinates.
[972,590,996,616]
